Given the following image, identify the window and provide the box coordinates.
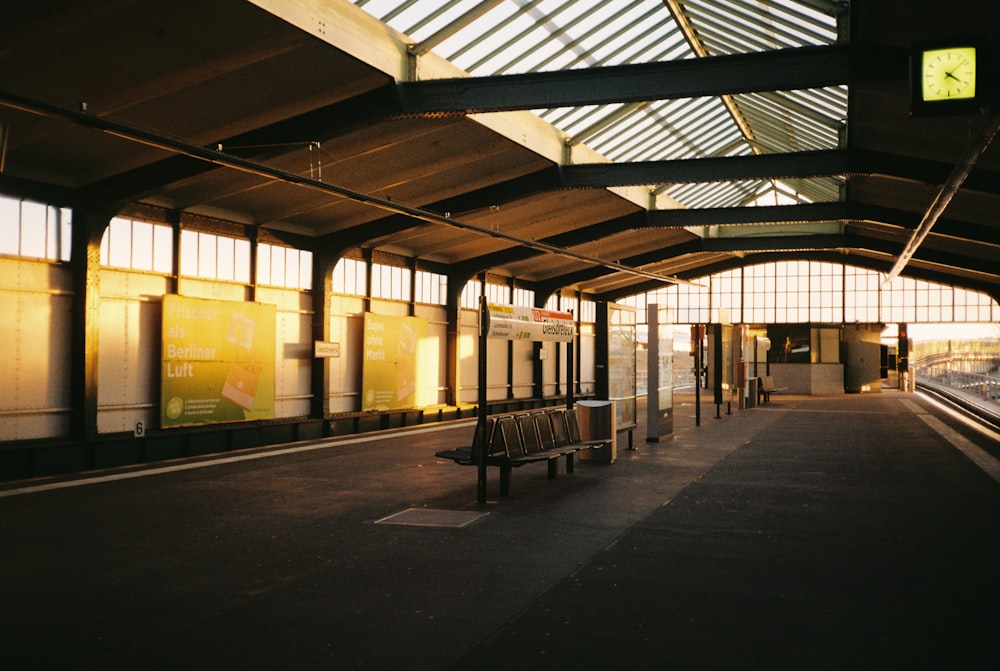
[332,257,367,296]
[461,279,482,308]
[712,269,741,324]
[671,281,710,324]
[484,281,510,305]
[621,261,998,326]
[0,194,72,262]
[415,269,447,305]
[179,230,250,282]
[371,262,411,301]
[513,286,535,308]
[844,266,879,323]
[100,217,173,272]
[809,262,842,323]
[258,243,313,290]
[561,296,579,317]
[617,293,647,322]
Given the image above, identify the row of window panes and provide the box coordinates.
[332,259,448,306]
[257,243,313,290]
[485,281,510,305]
[89,220,1000,322]
[100,221,313,290]
[178,230,252,283]
[0,195,72,262]
[101,217,173,273]
[333,258,367,296]
[371,263,411,302]
[416,270,447,305]
[460,280,482,308]
[513,287,535,308]
[626,262,999,324]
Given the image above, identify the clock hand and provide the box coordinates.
[944,71,960,82]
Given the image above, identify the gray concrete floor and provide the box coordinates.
[2,390,998,669]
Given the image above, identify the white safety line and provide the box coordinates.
[0,421,474,498]
[907,395,1000,485]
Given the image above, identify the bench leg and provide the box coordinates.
[547,459,558,479]
[500,465,511,496]
[566,452,575,473]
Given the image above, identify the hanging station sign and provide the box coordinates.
[482,303,575,342]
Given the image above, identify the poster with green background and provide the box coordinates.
[362,313,427,410]
[161,295,275,428]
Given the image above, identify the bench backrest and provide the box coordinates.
[549,409,570,448]
[762,376,776,392]
[565,408,583,444]
[534,412,556,450]
[497,415,524,458]
[469,417,495,463]
[516,413,544,455]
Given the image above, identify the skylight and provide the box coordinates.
[351,0,847,208]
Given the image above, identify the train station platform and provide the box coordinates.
[2,391,999,670]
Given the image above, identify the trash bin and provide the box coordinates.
[577,400,616,464]
[747,377,758,408]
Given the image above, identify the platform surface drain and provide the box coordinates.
[374,507,489,528]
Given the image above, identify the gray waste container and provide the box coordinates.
[577,400,616,464]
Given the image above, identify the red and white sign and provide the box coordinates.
[483,303,575,342]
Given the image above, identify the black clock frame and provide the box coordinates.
[908,39,991,117]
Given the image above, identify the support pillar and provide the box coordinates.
[70,209,109,441]
[310,250,337,420]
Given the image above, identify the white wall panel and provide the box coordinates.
[97,270,169,434]
[0,259,73,440]
[328,295,366,412]
[258,287,314,419]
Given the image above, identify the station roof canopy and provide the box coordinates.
[1,0,998,302]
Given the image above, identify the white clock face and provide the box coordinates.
[922,47,976,101]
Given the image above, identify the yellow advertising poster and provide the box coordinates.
[161,295,276,428]
[362,313,427,410]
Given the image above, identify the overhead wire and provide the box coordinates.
[0,90,700,287]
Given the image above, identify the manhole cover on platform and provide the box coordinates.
[374,508,489,528]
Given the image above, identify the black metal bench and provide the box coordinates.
[435,407,609,496]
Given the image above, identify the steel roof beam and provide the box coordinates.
[701,234,846,253]
[647,202,997,238]
[448,200,997,282]
[555,149,1000,195]
[649,202,846,227]
[397,45,849,115]
[560,149,849,187]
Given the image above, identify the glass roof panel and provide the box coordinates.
[681,0,839,53]
[351,0,847,209]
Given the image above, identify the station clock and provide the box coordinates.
[909,41,990,116]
